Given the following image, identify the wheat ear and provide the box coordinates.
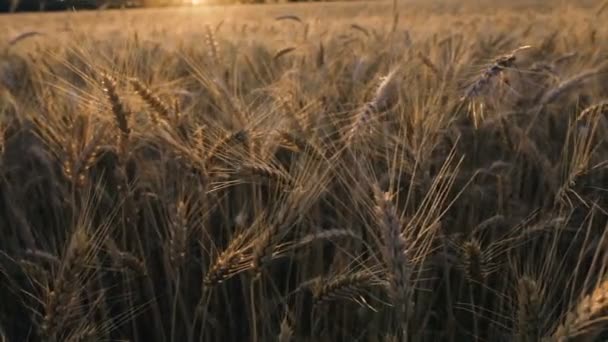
[372,185,411,306]
[516,276,543,342]
[130,77,172,123]
[552,279,608,341]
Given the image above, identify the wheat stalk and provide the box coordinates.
[461,238,486,284]
[205,24,221,67]
[204,228,253,287]
[577,101,608,121]
[275,15,303,23]
[310,271,378,309]
[461,45,531,102]
[540,67,607,106]
[273,47,297,62]
[552,279,608,341]
[345,68,400,145]
[40,229,91,340]
[417,52,440,76]
[168,200,188,270]
[516,276,543,342]
[205,129,249,167]
[130,77,172,124]
[372,185,411,312]
[278,313,293,342]
[100,74,130,138]
[100,73,130,161]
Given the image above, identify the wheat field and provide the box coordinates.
[1,0,608,341]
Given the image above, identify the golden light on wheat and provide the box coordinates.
[0,0,608,341]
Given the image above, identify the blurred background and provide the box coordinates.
[0,0,343,12]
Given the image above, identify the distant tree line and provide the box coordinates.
[1,0,108,12]
[1,0,333,12]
